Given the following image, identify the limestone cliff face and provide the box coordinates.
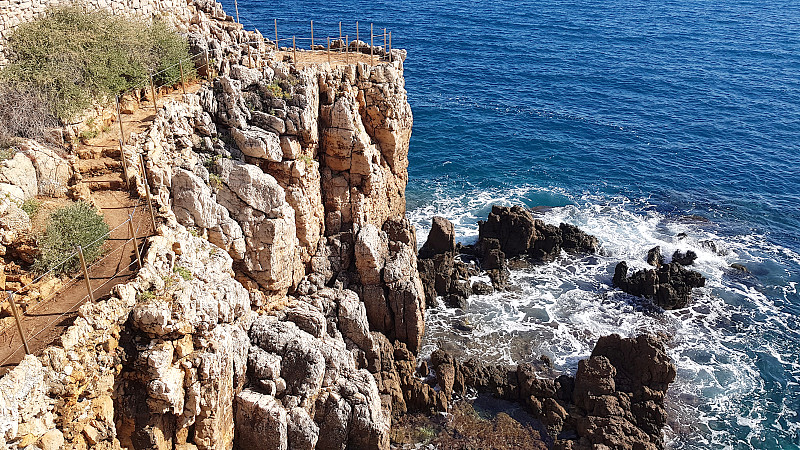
[116,55,418,447]
[0,1,422,448]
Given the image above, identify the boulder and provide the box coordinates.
[671,249,697,266]
[235,390,288,450]
[478,205,598,261]
[646,246,663,267]
[613,261,706,309]
[418,216,456,258]
[231,126,282,162]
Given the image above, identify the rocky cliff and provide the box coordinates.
[2,1,423,448]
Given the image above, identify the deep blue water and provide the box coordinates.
[223,0,800,447]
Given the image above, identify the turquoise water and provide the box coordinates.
[223,0,800,447]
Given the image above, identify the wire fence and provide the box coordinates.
[0,197,149,365]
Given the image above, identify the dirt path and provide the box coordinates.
[0,83,201,374]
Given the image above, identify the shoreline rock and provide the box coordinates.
[613,261,706,310]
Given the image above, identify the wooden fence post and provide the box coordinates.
[77,245,95,303]
[345,35,349,64]
[311,20,314,48]
[129,215,142,270]
[204,48,210,80]
[274,19,279,51]
[327,37,331,65]
[293,36,297,65]
[234,0,240,24]
[356,21,360,51]
[384,28,387,58]
[389,31,392,63]
[115,95,125,143]
[339,22,342,47]
[370,23,374,65]
[179,59,186,95]
[118,139,129,189]
[7,292,30,355]
[139,153,158,233]
[149,71,158,111]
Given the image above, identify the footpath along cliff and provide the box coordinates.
[0,1,677,449]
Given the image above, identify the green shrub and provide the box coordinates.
[149,18,195,87]
[35,201,110,274]
[20,198,41,218]
[0,147,15,161]
[1,7,193,122]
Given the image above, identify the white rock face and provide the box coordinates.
[18,140,72,197]
[0,152,37,199]
[231,126,282,162]
[235,390,288,450]
[0,356,53,449]
[355,224,389,285]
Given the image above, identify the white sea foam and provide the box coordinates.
[412,185,800,449]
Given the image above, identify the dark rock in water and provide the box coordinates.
[417,258,438,307]
[419,216,456,258]
[565,334,676,449]
[613,261,706,309]
[478,205,598,261]
[731,263,749,273]
[672,249,697,266]
[487,268,509,291]
[446,279,471,308]
[479,205,538,257]
[418,217,476,306]
[472,280,493,295]
[647,246,664,267]
[559,222,599,254]
[677,232,689,240]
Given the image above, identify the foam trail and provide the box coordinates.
[412,185,800,449]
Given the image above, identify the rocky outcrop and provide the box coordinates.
[0,141,73,259]
[372,333,675,450]
[416,217,478,308]
[613,261,706,309]
[477,205,598,261]
[418,210,598,307]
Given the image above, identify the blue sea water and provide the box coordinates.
[223,0,800,447]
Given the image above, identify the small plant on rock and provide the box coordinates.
[174,265,193,281]
[20,198,41,218]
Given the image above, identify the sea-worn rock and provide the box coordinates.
[672,249,697,266]
[646,246,663,267]
[613,261,706,309]
[477,205,598,261]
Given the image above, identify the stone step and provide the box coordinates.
[84,173,126,192]
[75,157,121,176]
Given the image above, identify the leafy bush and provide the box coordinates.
[1,7,193,122]
[0,147,15,161]
[149,19,196,87]
[35,201,110,274]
